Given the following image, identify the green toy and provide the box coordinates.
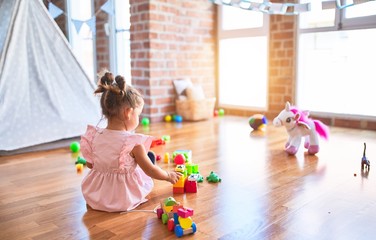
[206,171,221,183]
[141,117,150,126]
[196,173,204,183]
[75,156,87,165]
[70,141,80,153]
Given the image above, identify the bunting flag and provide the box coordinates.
[86,16,96,35]
[48,2,63,19]
[71,19,85,34]
[100,0,114,15]
[210,0,375,14]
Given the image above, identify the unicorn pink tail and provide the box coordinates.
[314,120,329,140]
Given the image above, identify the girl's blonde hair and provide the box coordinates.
[94,71,143,119]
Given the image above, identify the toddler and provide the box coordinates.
[81,72,181,212]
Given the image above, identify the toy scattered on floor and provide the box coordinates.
[206,171,221,183]
[174,154,186,165]
[172,150,192,164]
[151,138,166,148]
[165,115,172,122]
[218,108,225,116]
[249,114,268,131]
[273,102,329,155]
[75,156,86,174]
[213,109,218,117]
[156,197,197,238]
[361,142,370,171]
[175,115,183,123]
[141,117,150,126]
[156,155,162,161]
[70,141,80,153]
[164,152,170,163]
[76,163,84,174]
[162,135,171,141]
[75,156,87,165]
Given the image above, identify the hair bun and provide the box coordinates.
[101,72,114,86]
[115,75,126,93]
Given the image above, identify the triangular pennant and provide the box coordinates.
[86,16,96,35]
[71,19,84,34]
[48,2,63,19]
[100,0,114,15]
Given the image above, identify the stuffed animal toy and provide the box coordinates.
[273,102,329,155]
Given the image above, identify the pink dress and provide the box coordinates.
[80,125,154,212]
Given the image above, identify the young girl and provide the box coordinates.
[80,72,182,212]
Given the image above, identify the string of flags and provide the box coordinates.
[209,0,375,15]
[47,0,114,35]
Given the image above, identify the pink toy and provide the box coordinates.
[273,102,329,155]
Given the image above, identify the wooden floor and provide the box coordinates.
[1,116,375,240]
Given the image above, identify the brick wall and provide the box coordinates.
[48,1,375,130]
[95,0,111,71]
[130,0,216,122]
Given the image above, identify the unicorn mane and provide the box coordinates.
[290,106,329,140]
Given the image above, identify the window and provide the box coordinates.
[67,0,96,81]
[297,1,376,117]
[107,0,131,82]
[218,4,269,109]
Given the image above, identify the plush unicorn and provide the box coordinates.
[273,102,329,155]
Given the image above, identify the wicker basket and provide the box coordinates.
[176,97,216,121]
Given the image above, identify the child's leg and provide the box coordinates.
[147,151,156,164]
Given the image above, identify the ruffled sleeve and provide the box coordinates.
[119,133,154,165]
[80,125,97,165]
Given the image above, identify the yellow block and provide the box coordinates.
[178,216,192,229]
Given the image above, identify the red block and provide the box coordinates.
[185,180,197,193]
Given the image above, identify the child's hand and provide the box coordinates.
[167,171,183,184]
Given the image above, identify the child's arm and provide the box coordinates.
[132,144,182,184]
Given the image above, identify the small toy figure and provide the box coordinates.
[206,171,221,183]
[273,102,329,155]
[361,142,370,171]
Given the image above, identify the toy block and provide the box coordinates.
[175,164,186,173]
[172,150,192,163]
[164,152,170,163]
[173,187,185,194]
[178,208,194,218]
[173,204,184,213]
[174,154,185,165]
[173,176,185,188]
[185,180,197,193]
[186,163,199,175]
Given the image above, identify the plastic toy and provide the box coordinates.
[164,152,170,163]
[249,114,268,131]
[156,155,162,161]
[75,156,87,165]
[156,197,197,238]
[175,115,183,123]
[173,165,187,193]
[141,117,150,126]
[70,141,80,153]
[206,171,221,183]
[172,150,192,164]
[273,102,329,155]
[218,109,225,116]
[151,138,166,148]
[213,110,218,117]
[174,154,186,165]
[165,115,172,122]
[162,135,171,141]
[76,163,84,174]
[361,142,370,171]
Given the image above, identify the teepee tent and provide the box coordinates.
[0,0,101,151]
